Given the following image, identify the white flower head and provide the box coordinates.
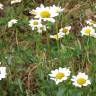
[50,5,64,13]
[49,67,71,84]
[71,72,91,88]
[86,19,96,27]
[37,25,47,33]
[50,32,64,40]
[59,26,71,35]
[81,26,95,36]
[0,3,4,10]
[0,67,6,80]
[29,19,42,30]
[8,19,18,28]
[11,0,22,5]
[33,4,58,22]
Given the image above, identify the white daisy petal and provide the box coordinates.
[0,3,4,10]
[8,19,18,28]
[50,5,64,13]
[0,67,6,80]
[11,0,22,4]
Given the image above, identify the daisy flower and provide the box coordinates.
[11,0,22,5]
[86,19,96,27]
[50,5,64,13]
[49,67,71,84]
[29,19,42,30]
[50,26,71,40]
[59,26,71,35]
[81,26,95,36]
[0,67,6,80]
[37,25,47,33]
[33,4,58,22]
[71,72,91,88]
[0,3,3,10]
[50,32,64,40]
[8,19,18,28]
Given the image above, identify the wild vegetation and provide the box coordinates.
[0,0,96,96]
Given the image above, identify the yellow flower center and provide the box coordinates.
[85,29,91,34]
[63,28,68,33]
[77,78,86,85]
[33,21,38,25]
[55,72,65,79]
[40,10,51,18]
[53,34,59,39]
